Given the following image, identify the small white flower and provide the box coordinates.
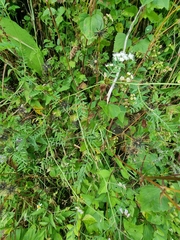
[127,72,131,76]
[119,208,124,214]
[120,76,125,81]
[128,53,134,60]
[118,182,126,189]
[75,206,84,215]
[126,77,131,82]
[124,209,128,215]
[113,52,135,62]
[105,63,114,67]
[113,52,126,62]
[124,209,130,218]
[106,13,113,22]
[119,208,130,218]
[37,203,42,210]
[119,57,125,62]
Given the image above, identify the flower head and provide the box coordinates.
[37,203,42,210]
[75,206,84,215]
[113,52,135,62]
[119,207,130,218]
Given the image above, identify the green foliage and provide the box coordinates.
[0,0,180,239]
[0,18,44,75]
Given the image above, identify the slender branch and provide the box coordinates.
[106,70,121,103]
[123,5,145,52]
[106,5,145,104]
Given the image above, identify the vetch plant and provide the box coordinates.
[0,0,180,239]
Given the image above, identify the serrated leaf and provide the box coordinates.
[137,185,169,212]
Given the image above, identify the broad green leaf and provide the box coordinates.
[31,208,45,216]
[108,190,120,207]
[97,169,112,179]
[42,7,56,18]
[99,101,126,122]
[140,0,153,4]
[49,213,57,229]
[123,219,144,240]
[98,180,107,194]
[57,6,65,16]
[56,7,65,25]
[49,166,60,178]
[0,18,44,75]
[114,32,131,52]
[23,225,36,240]
[137,185,169,212]
[39,221,49,226]
[52,231,63,240]
[145,25,153,34]
[36,229,46,240]
[79,11,104,44]
[114,157,130,179]
[115,23,124,33]
[145,212,165,225]
[82,214,97,225]
[81,194,96,205]
[74,218,82,236]
[132,38,150,53]
[152,0,170,10]
[122,5,138,17]
[0,41,15,51]
[108,104,121,118]
[144,10,162,23]
[30,100,44,115]
[143,224,154,240]
[82,209,104,234]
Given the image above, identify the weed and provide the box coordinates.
[0,0,180,239]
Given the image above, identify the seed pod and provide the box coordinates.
[70,46,78,60]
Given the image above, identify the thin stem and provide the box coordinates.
[123,5,145,53]
[106,5,145,103]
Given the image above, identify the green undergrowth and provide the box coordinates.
[0,0,180,239]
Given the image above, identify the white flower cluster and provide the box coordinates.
[119,208,130,218]
[120,72,134,83]
[130,93,136,101]
[113,52,134,62]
